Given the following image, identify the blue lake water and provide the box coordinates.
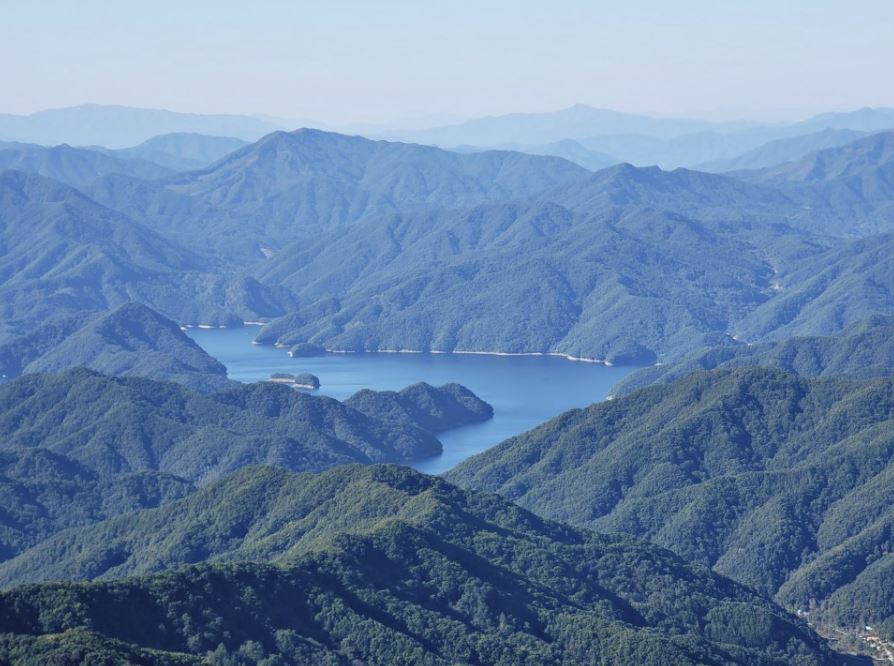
[187,326,634,474]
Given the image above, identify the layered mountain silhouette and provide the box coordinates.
[0,104,285,148]
[698,129,867,172]
[86,128,587,262]
[105,132,249,171]
[0,140,172,188]
[615,314,894,396]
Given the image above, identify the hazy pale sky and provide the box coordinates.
[4,0,894,125]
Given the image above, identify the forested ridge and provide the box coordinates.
[448,367,894,638]
[0,465,841,665]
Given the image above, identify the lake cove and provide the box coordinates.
[188,326,634,474]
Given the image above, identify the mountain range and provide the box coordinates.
[3,127,894,379]
[6,103,894,662]
[381,105,894,170]
[52,128,589,266]
[249,133,894,363]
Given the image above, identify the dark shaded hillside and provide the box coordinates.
[109,132,249,171]
[448,368,894,637]
[23,303,235,393]
[0,448,193,561]
[0,140,172,187]
[0,465,839,665]
[0,369,467,483]
[0,629,201,665]
[614,315,894,396]
[0,170,294,376]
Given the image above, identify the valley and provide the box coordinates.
[1,93,894,663]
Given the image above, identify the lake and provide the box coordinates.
[187,326,634,474]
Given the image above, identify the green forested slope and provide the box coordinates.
[0,448,193,561]
[448,368,894,636]
[0,370,491,567]
[0,465,839,665]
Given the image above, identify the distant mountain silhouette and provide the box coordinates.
[697,129,867,172]
[454,138,619,170]
[383,103,740,146]
[417,105,894,170]
[0,104,286,148]
[0,140,172,187]
[105,132,249,171]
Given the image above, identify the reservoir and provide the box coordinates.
[188,326,634,474]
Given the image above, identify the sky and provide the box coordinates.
[3,0,894,127]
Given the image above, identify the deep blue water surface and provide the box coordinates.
[188,326,634,474]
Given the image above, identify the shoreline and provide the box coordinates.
[283,344,615,366]
[185,322,651,367]
[369,348,613,365]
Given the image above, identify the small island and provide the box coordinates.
[269,372,320,390]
